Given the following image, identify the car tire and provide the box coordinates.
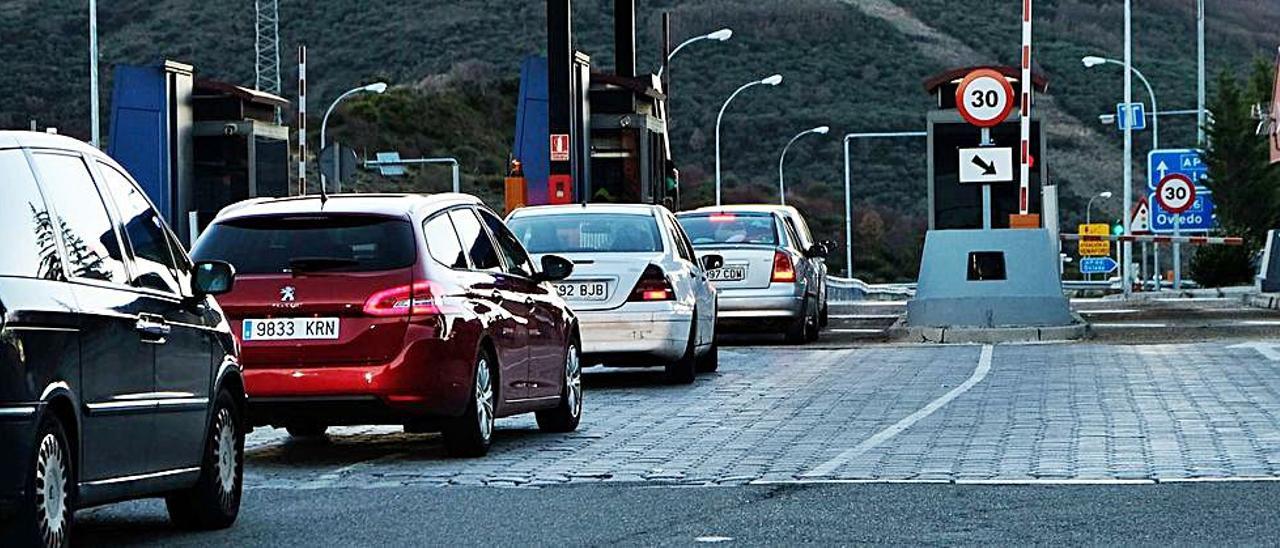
[696,340,719,373]
[805,298,822,343]
[785,299,810,345]
[285,424,328,439]
[443,349,496,458]
[5,413,74,548]
[165,391,243,531]
[665,318,698,384]
[536,340,583,433]
[819,301,830,328]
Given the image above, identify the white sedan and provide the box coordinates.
[507,204,720,383]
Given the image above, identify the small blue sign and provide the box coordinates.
[1148,148,1208,191]
[1149,191,1215,233]
[1080,257,1118,275]
[1116,102,1147,131]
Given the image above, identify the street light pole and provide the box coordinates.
[842,131,926,279]
[1085,191,1113,226]
[1083,57,1159,150]
[657,28,731,78]
[778,125,829,205]
[320,82,388,193]
[715,74,782,206]
[1197,0,1206,147]
[89,0,100,148]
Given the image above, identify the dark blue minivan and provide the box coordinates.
[0,132,245,547]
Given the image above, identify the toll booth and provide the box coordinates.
[108,60,290,246]
[906,66,1075,330]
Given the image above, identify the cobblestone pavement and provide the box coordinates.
[242,340,1280,488]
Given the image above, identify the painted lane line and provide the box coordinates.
[1090,323,1168,328]
[1077,309,1140,315]
[829,328,888,334]
[801,345,994,478]
[830,314,901,320]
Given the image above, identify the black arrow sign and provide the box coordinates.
[971,155,998,176]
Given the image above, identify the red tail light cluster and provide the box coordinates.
[363,282,440,317]
[771,251,797,283]
[628,265,675,302]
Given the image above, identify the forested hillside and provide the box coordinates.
[3,0,1276,280]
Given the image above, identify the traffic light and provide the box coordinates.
[1112,222,1125,236]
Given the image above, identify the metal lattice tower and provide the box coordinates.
[254,0,282,102]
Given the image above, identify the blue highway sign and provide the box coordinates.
[1149,190,1215,234]
[1116,102,1147,131]
[1080,257,1118,275]
[1148,148,1207,191]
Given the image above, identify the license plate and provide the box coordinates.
[242,318,340,341]
[554,281,609,301]
[707,266,747,282]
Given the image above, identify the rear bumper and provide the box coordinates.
[716,284,805,330]
[577,304,692,363]
[0,404,39,518]
[242,325,475,427]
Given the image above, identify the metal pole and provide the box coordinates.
[841,131,927,279]
[1174,214,1182,289]
[1197,0,1207,147]
[451,160,460,193]
[778,128,824,206]
[1122,0,1134,299]
[89,0,100,148]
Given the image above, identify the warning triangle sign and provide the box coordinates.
[1130,196,1151,234]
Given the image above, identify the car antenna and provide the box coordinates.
[319,173,329,206]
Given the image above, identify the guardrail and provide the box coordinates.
[826,277,915,302]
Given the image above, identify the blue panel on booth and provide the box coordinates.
[514,56,550,205]
[107,64,169,219]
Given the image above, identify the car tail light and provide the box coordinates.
[771,251,796,283]
[708,213,736,223]
[628,265,675,302]
[363,282,440,317]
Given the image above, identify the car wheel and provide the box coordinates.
[6,413,74,548]
[665,317,698,384]
[819,301,830,328]
[536,340,583,433]
[805,298,821,343]
[443,349,496,458]
[285,424,328,439]
[696,339,719,373]
[166,391,243,530]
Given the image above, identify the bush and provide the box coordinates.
[1189,245,1255,288]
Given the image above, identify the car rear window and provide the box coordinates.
[677,213,778,246]
[192,214,415,274]
[508,213,662,254]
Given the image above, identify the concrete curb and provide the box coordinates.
[888,314,1088,344]
[1246,293,1280,310]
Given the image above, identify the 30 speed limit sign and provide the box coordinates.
[955,69,1016,128]
[1156,173,1197,214]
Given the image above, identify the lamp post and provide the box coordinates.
[89,0,100,147]
[657,28,732,78]
[320,82,388,192]
[1085,191,1113,226]
[778,125,829,205]
[715,74,782,206]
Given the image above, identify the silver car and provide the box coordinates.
[507,204,721,383]
[677,206,828,344]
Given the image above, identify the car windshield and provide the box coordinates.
[677,213,778,246]
[192,214,416,274]
[508,213,662,254]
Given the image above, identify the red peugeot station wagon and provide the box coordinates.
[191,193,582,457]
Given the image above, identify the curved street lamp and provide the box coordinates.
[657,28,732,78]
[715,74,783,206]
[1082,56,1159,149]
[778,126,829,205]
[320,82,389,191]
[1086,191,1113,225]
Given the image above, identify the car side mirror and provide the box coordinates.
[806,244,829,259]
[536,254,574,282]
[699,254,724,272]
[193,261,236,297]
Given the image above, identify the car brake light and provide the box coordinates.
[628,265,675,302]
[708,213,736,223]
[363,282,440,317]
[771,251,796,283]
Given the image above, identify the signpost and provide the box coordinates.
[954,69,1016,229]
[1116,102,1147,131]
[958,147,1013,183]
[1156,173,1196,289]
[1078,223,1111,257]
[1080,256,1118,275]
[1148,148,1207,191]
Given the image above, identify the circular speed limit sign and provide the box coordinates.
[955,69,1016,128]
[1156,173,1197,214]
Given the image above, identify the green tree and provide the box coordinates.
[1193,59,1280,287]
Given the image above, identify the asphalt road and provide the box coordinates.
[76,482,1280,546]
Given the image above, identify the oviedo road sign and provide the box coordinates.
[1150,191,1215,233]
[1156,173,1197,214]
[955,69,1015,128]
[1148,148,1207,192]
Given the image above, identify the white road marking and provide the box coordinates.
[801,345,994,478]
[752,476,1280,486]
[1229,342,1280,362]
[1240,320,1280,326]
[830,314,901,320]
[695,536,735,543]
[829,328,888,334]
[1077,309,1140,315]
[1090,323,1168,328]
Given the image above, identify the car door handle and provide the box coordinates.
[523,297,536,306]
[136,315,171,342]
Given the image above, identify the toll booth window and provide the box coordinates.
[967,252,1007,281]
